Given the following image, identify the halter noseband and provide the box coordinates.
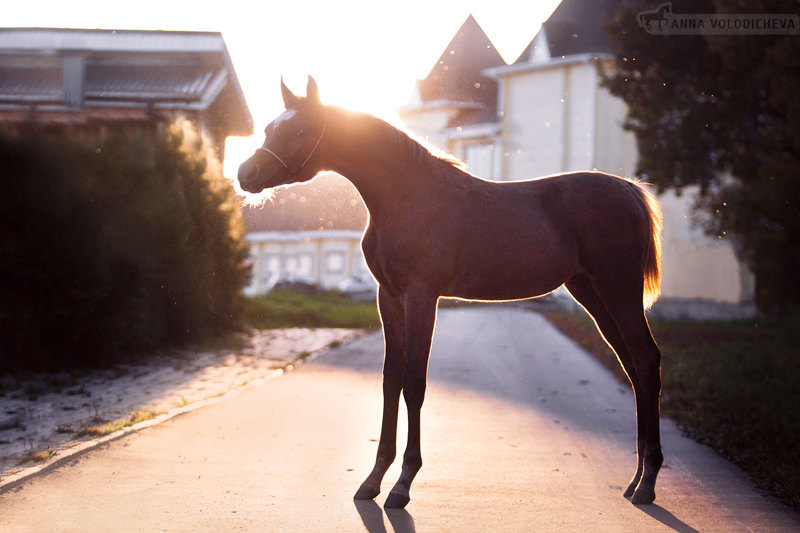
[257,120,327,177]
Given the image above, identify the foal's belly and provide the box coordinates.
[443,262,573,302]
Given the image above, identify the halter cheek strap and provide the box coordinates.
[257,121,327,177]
[256,147,288,169]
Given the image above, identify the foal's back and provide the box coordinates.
[432,171,652,301]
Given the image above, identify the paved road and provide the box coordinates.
[1,307,798,532]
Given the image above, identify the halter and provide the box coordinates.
[257,120,327,178]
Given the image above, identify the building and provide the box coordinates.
[399,6,754,308]
[0,28,252,158]
[241,174,370,295]
[400,14,506,179]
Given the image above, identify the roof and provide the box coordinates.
[242,174,367,233]
[405,15,506,126]
[246,229,363,244]
[0,28,252,135]
[0,27,230,53]
[514,0,622,64]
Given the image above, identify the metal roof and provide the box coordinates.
[0,62,60,102]
[246,230,363,244]
[0,28,227,54]
[85,64,226,103]
[0,28,252,136]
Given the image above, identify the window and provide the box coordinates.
[464,143,494,179]
[261,252,281,283]
[325,251,347,275]
[285,252,314,277]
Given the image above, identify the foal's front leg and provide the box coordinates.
[384,290,438,509]
[355,288,406,500]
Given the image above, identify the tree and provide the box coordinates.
[602,0,800,311]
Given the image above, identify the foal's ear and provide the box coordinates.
[306,76,321,105]
[281,77,299,109]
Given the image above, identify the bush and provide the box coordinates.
[0,121,250,372]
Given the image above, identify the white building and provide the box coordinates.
[241,174,370,295]
[245,229,365,295]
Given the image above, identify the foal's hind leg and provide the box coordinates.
[566,275,647,498]
[596,282,664,505]
[355,288,406,500]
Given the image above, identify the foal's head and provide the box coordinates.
[238,76,327,194]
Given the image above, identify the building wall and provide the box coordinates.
[397,108,453,148]
[502,62,636,180]
[505,66,567,179]
[245,231,366,295]
[446,137,500,180]
[594,83,637,177]
[563,63,595,172]
[659,189,754,303]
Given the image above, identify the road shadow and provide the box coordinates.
[354,499,416,533]
[636,503,701,533]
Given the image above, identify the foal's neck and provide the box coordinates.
[322,107,431,217]
[326,108,410,212]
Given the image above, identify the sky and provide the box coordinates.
[4,0,562,175]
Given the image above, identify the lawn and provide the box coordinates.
[540,309,800,509]
[242,289,381,330]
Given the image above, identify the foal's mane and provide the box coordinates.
[389,125,467,171]
[340,106,467,172]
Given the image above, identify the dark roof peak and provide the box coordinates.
[407,15,506,126]
[416,14,506,105]
[514,0,622,64]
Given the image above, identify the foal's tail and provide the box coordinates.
[630,180,663,310]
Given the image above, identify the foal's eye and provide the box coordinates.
[296,129,309,139]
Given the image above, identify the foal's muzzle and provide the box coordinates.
[238,156,286,194]
[237,160,263,193]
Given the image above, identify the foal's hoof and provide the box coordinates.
[384,490,410,509]
[623,480,638,499]
[354,483,380,500]
[630,486,656,505]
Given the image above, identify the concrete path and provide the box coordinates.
[1,306,798,532]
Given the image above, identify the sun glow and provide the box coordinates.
[4,0,562,178]
[217,1,562,179]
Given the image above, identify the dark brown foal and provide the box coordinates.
[238,77,665,508]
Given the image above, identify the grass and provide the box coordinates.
[242,289,380,330]
[17,448,56,465]
[540,309,800,510]
[75,409,158,438]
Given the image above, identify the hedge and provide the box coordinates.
[0,120,250,372]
